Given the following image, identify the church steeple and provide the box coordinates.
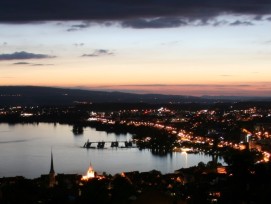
[81,161,96,181]
[49,148,56,187]
[50,149,55,174]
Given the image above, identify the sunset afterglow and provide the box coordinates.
[1,1,271,96]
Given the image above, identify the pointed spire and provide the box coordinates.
[50,148,55,174]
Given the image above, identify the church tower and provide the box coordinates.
[49,149,56,187]
[81,162,96,181]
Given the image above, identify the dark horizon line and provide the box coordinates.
[1,85,271,99]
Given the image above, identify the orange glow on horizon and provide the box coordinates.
[0,81,270,97]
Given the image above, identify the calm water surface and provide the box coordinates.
[0,123,222,178]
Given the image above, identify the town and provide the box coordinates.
[1,102,271,203]
[1,102,271,157]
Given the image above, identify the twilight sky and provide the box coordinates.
[1,0,271,96]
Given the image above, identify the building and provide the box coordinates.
[49,150,56,187]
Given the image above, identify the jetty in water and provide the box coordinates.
[83,140,134,149]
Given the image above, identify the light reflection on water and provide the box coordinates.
[0,123,223,178]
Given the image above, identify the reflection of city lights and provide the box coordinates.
[246,134,252,142]
[181,152,188,168]
[181,148,192,152]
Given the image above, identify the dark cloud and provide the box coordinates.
[71,24,89,29]
[12,61,54,66]
[229,20,254,26]
[0,0,270,27]
[121,17,187,28]
[31,63,54,66]
[212,20,228,27]
[254,15,263,20]
[82,49,114,57]
[67,23,90,31]
[13,62,31,65]
[67,28,78,32]
[0,51,55,60]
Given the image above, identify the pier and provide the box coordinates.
[83,140,134,149]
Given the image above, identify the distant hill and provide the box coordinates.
[0,86,210,106]
[0,86,270,106]
[201,95,271,101]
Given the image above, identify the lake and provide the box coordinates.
[0,123,222,178]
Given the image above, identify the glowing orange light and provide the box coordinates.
[81,165,95,181]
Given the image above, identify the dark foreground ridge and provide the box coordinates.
[1,160,271,204]
[1,86,271,106]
